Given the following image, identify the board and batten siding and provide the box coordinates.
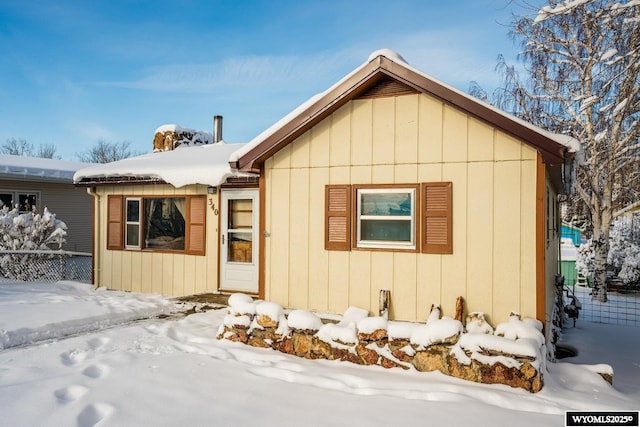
[94,183,219,296]
[262,93,540,325]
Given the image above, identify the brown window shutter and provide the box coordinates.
[107,195,123,250]
[325,185,351,251]
[422,182,452,254]
[186,195,206,255]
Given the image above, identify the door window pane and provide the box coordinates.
[228,199,253,229]
[228,232,252,263]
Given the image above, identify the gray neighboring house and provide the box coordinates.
[0,154,93,253]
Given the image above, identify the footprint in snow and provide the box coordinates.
[54,385,89,403]
[87,337,110,350]
[82,363,110,379]
[77,402,115,427]
[61,350,88,366]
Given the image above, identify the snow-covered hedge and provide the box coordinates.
[0,205,67,280]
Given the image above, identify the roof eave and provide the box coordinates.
[74,176,167,187]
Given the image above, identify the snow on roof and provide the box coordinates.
[230,49,580,163]
[73,142,252,188]
[0,154,92,182]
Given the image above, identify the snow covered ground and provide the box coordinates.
[0,281,638,427]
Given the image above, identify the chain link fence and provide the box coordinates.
[0,250,92,284]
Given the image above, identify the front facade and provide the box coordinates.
[234,51,576,331]
[77,51,576,336]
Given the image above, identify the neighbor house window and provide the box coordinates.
[0,192,12,209]
[355,185,417,250]
[18,193,38,212]
[107,195,206,255]
[325,182,452,254]
[0,191,40,212]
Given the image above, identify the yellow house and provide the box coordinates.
[75,50,578,338]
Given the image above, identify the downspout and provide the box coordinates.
[86,187,100,289]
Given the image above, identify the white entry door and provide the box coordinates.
[220,189,259,293]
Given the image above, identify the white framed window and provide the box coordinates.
[355,186,417,250]
[125,198,141,249]
[0,191,40,212]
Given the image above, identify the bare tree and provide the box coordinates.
[1,138,59,159]
[75,139,141,163]
[477,1,640,302]
[35,143,59,159]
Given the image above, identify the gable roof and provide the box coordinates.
[232,49,580,173]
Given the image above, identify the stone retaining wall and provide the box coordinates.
[217,296,546,393]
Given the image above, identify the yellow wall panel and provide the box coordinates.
[418,163,443,182]
[173,254,185,296]
[521,144,537,161]
[350,165,371,184]
[520,160,537,318]
[418,95,443,164]
[328,251,350,314]
[372,165,394,182]
[121,253,132,292]
[263,164,273,300]
[466,162,494,321]
[495,131,523,161]
[441,163,468,318]
[372,97,395,165]
[351,100,373,166]
[371,252,394,316]
[442,105,468,163]
[395,164,418,184]
[268,168,291,307]
[161,253,174,295]
[130,251,142,293]
[392,253,418,321]
[349,251,371,312]
[291,131,311,168]
[141,253,153,294]
[330,104,351,167]
[310,119,331,167]
[395,95,419,164]
[493,161,522,322]
[307,167,330,311]
[183,255,196,296]
[330,166,350,184]
[271,144,291,170]
[417,255,442,322]
[468,118,494,162]
[288,168,310,309]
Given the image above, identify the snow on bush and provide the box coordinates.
[577,216,640,286]
[0,205,68,281]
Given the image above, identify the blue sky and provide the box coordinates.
[0,0,531,160]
